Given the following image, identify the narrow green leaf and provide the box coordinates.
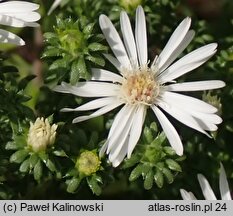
[19,159,30,173]
[10,150,28,163]
[34,160,43,181]
[162,167,174,184]
[83,23,95,36]
[88,43,107,52]
[87,176,102,196]
[154,169,164,188]
[129,164,145,181]
[122,154,141,169]
[165,159,182,172]
[53,150,67,157]
[144,169,154,190]
[46,159,56,172]
[143,126,154,143]
[49,58,70,70]
[67,177,81,193]
[5,141,21,150]
[70,60,80,84]
[29,153,39,169]
[86,55,105,66]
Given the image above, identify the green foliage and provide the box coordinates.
[122,122,185,190]
[6,121,64,182]
[0,0,232,200]
[43,17,107,84]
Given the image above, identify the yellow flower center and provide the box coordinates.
[76,151,101,176]
[121,67,159,105]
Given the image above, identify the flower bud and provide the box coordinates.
[27,117,58,152]
[76,151,101,176]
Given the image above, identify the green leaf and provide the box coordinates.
[144,169,154,190]
[88,43,107,52]
[29,153,39,169]
[42,47,63,58]
[162,167,174,184]
[122,154,141,169]
[73,56,89,81]
[38,152,48,163]
[0,65,18,73]
[83,23,95,36]
[53,149,67,157]
[67,177,81,193]
[143,126,154,143]
[86,55,105,66]
[19,159,30,173]
[87,175,102,196]
[70,60,80,84]
[163,147,176,156]
[10,150,28,163]
[165,159,182,172]
[49,57,70,70]
[46,159,56,172]
[5,141,24,150]
[34,160,43,181]
[129,164,144,181]
[154,169,164,188]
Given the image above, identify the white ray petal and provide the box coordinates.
[127,105,146,158]
[0,14,39,27]
[157,100,211,137]
[103,54,122,72]
[180,189,197,200]
[99,14,131,68]
[91,68,123,83]
[0,29,24,45]
[151,106,183,156]
[159,43,217,84]
[135,6,147,66]
[157,30,195,73]
[120,11,138,66]
[48,0,63,15]
[166,80,225,92]
[197,174,217,200]
[161,91,217,113]
[107,105,136,154]
[111,140,128,167]
[156,17,191,70]
[0,2,39,13]
[108,111,134,162]
[72,101,124,123]
[61,97,117,112]
[192,112,222,125]
[3,12,40,22]
[219,163,232,200]
[54,82,120,97]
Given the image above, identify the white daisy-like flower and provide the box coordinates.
[54,6,225,167]
[180,163,232,200]
[0,1,40,46]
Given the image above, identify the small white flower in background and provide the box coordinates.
[54,6,225,167]
[48,0,63,15]
[27,117,58,152]
[180,164,232,200]
[0,1,40,46]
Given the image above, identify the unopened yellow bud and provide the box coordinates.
[76,151,101,176]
